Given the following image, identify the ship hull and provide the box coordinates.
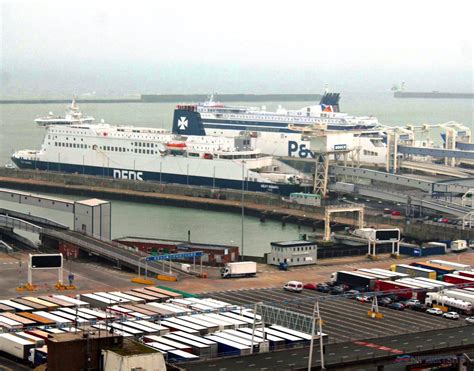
[11,157,308,196]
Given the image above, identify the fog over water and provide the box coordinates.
[1,1,472,97]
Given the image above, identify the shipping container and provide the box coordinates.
[222,329,270,353]
[390,264,437,279]
[199,313,246,329]
[77,308,114,320]
[109,323,143,336]
[146,302,191,315]
[270,324,328,343]
[119,304,157,316]
[456,271,474,279]
[11,298,47,311]
[231,309,262,321]
[356,268,402,281]
[0,304,15,313]
[57,307,97,322]
[0,315,23,330]
[134,320,169,335]
[24,329,50,341]
[91,324,133,338]
[262,328,304,345]
[137,303,174,316]
[400,244,446,257]
[93,292,130,304]
[0,333,35,360]
[124,290,158,302]
[120,321,162,335]
[412,277,454,289]
[398,278,444,291]
[210,332,260,353]
[220,312,261,326]
[50,310,89,325]
[131,288,169,302]
[165,317,208,335]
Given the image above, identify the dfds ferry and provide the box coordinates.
[11,124,311,195]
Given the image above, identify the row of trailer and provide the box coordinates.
[331,260,474,314]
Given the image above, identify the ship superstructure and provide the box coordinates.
[34,98,95,126]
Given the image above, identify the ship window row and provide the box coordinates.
[100,146,128,152]
[363,150,378,156]
[134,149,159,155]
[55,142,89,149]
[133,142,156,148]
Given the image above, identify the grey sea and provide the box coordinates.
[1,92,472,256]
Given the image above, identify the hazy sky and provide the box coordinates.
[1,0,472,96]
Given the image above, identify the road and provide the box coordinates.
[181,326,474,370]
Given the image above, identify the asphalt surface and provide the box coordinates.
[205,287,466,343]
[181,323,474,370]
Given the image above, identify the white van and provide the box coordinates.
[283,281,303,293]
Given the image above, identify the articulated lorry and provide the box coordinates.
[330,271,376,291]
[221,262,257,278]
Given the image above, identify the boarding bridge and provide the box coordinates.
[398,145,474,161]
[329,165,472,194]
[330,183,471,217]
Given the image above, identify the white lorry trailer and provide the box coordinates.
[221,262,257,278]
[0,333,35,360]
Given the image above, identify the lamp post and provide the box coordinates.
[241,161,245,261]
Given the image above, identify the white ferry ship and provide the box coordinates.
[34,98,95,126]
[11,124,312,195]
[172,98,387,165]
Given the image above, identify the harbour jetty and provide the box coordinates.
[0,94,322,104]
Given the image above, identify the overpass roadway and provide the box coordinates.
[181,326,474,370]
[330,184,471,217]
[329,165,472,194]
[41,229,197,279]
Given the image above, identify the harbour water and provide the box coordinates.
[0,91,472,256]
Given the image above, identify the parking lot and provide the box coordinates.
[206,287,467,344]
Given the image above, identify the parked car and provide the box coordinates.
[355,295,372,303]
[403,299,421,307]
[443,312,460,320]
[465,317,474,324]
[426,308,444,316]
[410,303,428,312]
[378,297,393,306]
[391,211,401,216]
[284,281,303,293]
[346,290,360,297]
[330,285,346,295]
[316,283,331,293]
[303,283,317,290]
[387,302,405,311]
